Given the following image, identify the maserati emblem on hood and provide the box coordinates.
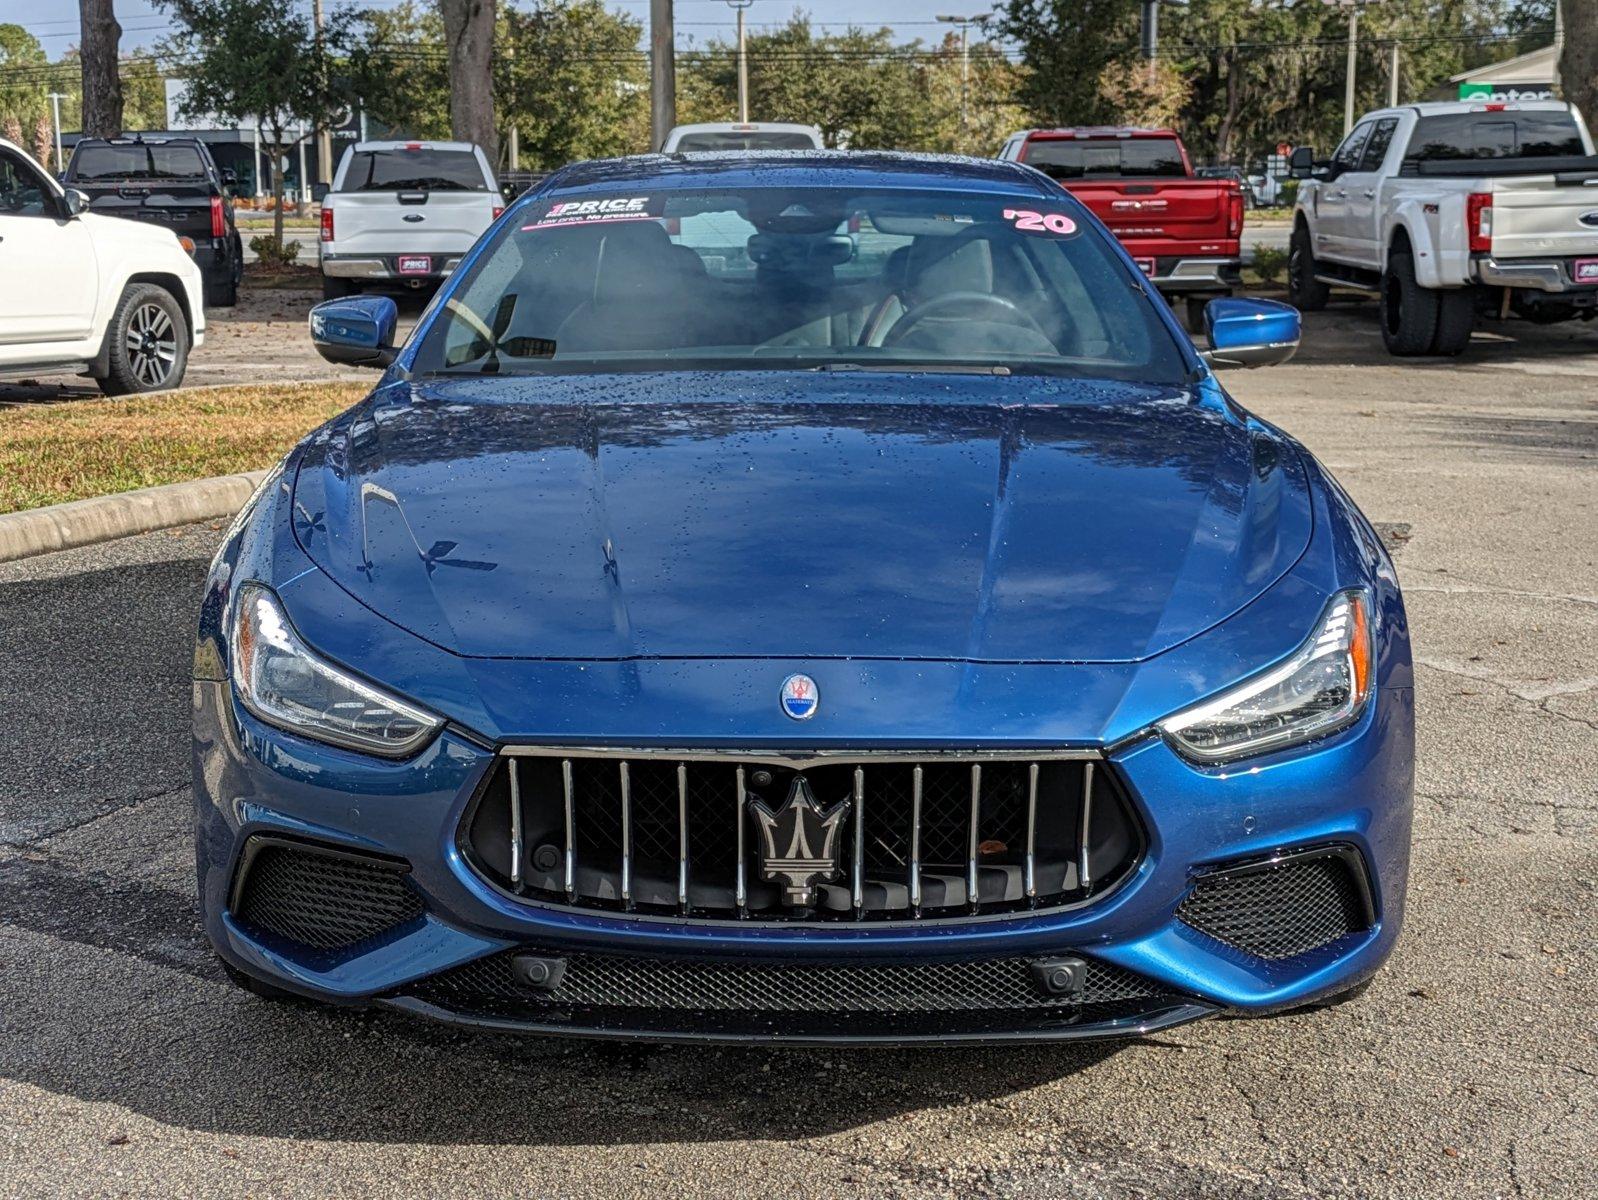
[747,775,851,906]
[779,673,819,720]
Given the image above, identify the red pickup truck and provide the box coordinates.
[998,127,1245,328]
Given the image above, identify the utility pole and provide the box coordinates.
[650,0,676,150]
[1345,6,1358,134]
[312,0,333,189]
[936,15,978,132]
[727,0,753,123]
[1387,40,1399,107]
[1553,0,1563,90]
[47,93,66,170]
[1141,0,1160,86]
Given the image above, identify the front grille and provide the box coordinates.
[413,947,1161,1016]
[231,839,423,952]
[1176,848,1373,960]
[460,752,1143,922]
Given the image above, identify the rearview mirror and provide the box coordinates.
[63,188,90,218]
[1200,297,1300,370]
[309,295,399,368]
[1288,146,1317,180]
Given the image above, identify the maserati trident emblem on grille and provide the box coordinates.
[747,775,851,906]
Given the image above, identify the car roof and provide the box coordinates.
[1021,127,1179,140]
[350,140,483,153]
[538,150,1053,197]
[668,122,821,134]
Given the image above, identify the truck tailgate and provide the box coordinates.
[76,181,216,241]
[1490,176,1598,261]
[328,191,498,256]
[1059,179,1239,256]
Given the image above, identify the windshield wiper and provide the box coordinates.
[812,362,1015,375]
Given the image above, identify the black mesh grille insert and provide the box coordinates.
[414,948,1161,1015]
[1176,851,1371,960]
[233,841,423,951]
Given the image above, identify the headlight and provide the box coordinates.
[1159,590,1374,763]
[230,583,441,756]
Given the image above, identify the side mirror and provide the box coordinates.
[221,168,238,187]
[1287,146,1317,180]
[309,295,399,368]
[63,188,91,218]
[1200,297,1301,370]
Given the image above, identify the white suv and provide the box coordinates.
[0,137,205,394]
[319,141,501,300]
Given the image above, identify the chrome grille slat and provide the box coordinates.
[561,758,576,901]
[467,751,1140,923]
[618,760,632,909]
[508,758,524,891]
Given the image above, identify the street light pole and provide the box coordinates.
[47,92,66,171]
[650,0,676,150]
[935,15,979,132]
[1344,6,1359,135]
[727,0,753,123]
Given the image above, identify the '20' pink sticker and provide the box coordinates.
[1002,208,1078,236]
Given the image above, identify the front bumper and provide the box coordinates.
[1472,255,1598,294]
[194,672,1414,1043]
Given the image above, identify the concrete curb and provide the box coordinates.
[0,470,268,564]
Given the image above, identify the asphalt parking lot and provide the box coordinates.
[0,301,1594,1198]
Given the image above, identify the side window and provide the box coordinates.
[1332,123,1373,172]
[0,149,54,218]
[1360,119,1399,172]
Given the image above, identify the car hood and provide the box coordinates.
[290,372,1312,664]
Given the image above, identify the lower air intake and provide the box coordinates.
[231,838,423,952]
[413,948,1161,1016]
[1176,847,1373,960]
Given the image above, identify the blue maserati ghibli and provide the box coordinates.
[193,153,1413,1044]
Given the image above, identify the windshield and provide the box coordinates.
[1021,138,1187,179]
[340,148,490,192]
[1405,111,1585,161]
[413,185,1187,382]
[72,142,207,181]
[673,131,820,151]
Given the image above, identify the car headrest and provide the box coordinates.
[591,221,683,307]
[908,237,994,300]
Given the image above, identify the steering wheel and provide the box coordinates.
[879,291,1049,348]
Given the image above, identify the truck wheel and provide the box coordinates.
[95,284,191,396]
[322,274,357,301]
[1287,225,1330,311]
[1429,288,1475,356]
[206,272,239,309]
[1185,296,1212,336]
[1379,252,1441,356]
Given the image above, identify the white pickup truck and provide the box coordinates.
[1287,100,1598,355]
[0,136,205,394]
[319,141,501,301]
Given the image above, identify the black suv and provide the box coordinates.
[62,136,244,307]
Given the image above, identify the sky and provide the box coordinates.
[0,0,987,53]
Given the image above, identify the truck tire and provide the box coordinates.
[208,235,243,308]
[1287,225,1330,311]
[95,283,191,396]
[1429,287,1475,356]
[1379,251,1441,356]
[1185,296,1211,336]
[322,274,357,301]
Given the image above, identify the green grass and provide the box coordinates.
[0,381,368,515]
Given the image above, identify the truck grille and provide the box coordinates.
[459,751,1142,922]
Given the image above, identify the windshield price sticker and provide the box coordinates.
[525,196,661,230]
[1002,208,1079,237]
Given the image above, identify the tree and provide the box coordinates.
[991,0,1139,126]
[1096,58,1190,129]
[0,24,48,135]
[345,2,451,139]
[439,0,497,162]
[1564,0,1598,127]
[79,0,124,137]
[158,0,352,246]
